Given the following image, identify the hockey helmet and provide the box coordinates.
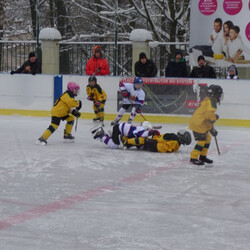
[142,121,153,131]
[177,130,192,145]
[207,85,224,103]
[88,75,97,87]
[67,82,80,96]
[134,77,143,90]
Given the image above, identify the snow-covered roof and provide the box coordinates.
[39,28,62,40]
[129,29,152,42]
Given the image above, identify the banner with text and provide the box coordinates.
[117,78,208,115]
[190,0,250,66]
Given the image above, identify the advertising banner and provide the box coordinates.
[117,78,208,115]
[190,0,250,67]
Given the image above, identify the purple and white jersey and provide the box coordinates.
[119,82,145,106]
[119,122,150,138]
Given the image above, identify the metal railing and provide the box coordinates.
[59,41,133,76]
[0,40,226,78]
[0,41,37,73]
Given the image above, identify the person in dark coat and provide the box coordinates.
[10,52,41,75]
[165,51,188,77]
[134,52,157,77]
[190,55,216,78]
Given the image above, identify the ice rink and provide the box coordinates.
[1,115,250,250]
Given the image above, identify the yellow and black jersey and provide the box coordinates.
[152,133,180,152]
[86,84,107,103]
[51,91,80,117]
[189,97,217,133]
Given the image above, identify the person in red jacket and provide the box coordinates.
[85,46,110,76]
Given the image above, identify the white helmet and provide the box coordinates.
[142,121,153,130]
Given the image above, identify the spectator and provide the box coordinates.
[225,65,239,79]
[190,55,216,79]
[222,20,234,57]
[165,50,188,77]
[10,52,41,75]
[134,52,157,77]
[209,18,224,56]
[224,26,243,63]
[85,46,110,76]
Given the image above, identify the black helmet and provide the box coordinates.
[177,130,192,145]
[207,85,224,103]
[88,75,97,84]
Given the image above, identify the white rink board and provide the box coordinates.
[0,73,250,120]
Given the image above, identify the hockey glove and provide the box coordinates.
[94,101,101,108]
[72,109,81,118]
[210,127,218,137]
[215,114,219,120]
[76,100,82,111]
[148,130,160,136]
[87,96,93,101]
[135,105,142,113]
[129,95,136,101]
[121,90,128,98]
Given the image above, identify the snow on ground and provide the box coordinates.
[0,115,250,250]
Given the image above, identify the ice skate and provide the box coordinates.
[190,158,204,165]
[91,124,103,134]
[64,130,75,142]
[93,117,100,123]
[127,118,132,124]
[199,155,213,164]
[93,127,105,140]
[111,119,119,126]
[36,137,47,145]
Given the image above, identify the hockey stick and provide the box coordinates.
[139,113,162,129]
[128,99,162,129]
[75,117,78,132]
[215,136,220,155]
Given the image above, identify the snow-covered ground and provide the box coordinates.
[1,115,250,250]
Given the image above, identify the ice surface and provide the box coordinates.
[0,115,250,250]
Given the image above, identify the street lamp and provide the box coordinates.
[113,0,118,76]
[36,0,40,60]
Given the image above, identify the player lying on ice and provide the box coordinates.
[92,121,160,149]
[92,121,191,152]
[121,129,191,153]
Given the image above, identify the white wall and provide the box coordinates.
[0,73,250,120]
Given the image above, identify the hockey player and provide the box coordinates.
[36,82,82,145]
[111,77,145,125]
[86,75,107,126]
[189,84,223,165]
[92,121,160,149]
[122,130,191,153]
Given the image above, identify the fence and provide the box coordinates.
[0,40,226,77]
[59,41,133,76]
[0,41,37,73]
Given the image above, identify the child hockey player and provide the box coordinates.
[36,82,82,145]
[189,84,223,165]
[92,121,160,149]
[122,130,191,153]
[86,76,107,126]
[111,77,145,125]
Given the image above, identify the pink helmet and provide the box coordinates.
[67,82,80,96]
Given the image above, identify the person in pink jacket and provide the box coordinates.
[85,46,110,76]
